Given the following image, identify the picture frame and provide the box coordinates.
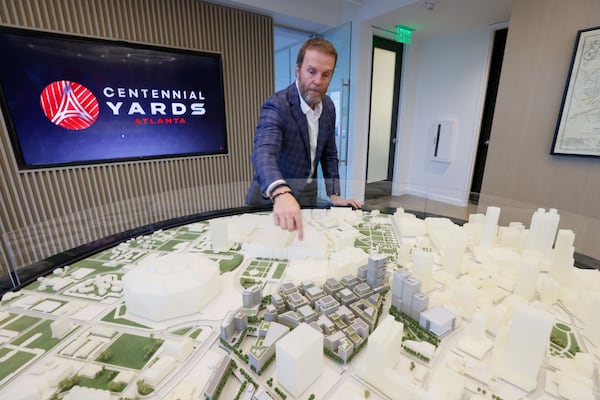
[551,26,600,157]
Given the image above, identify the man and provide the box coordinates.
[245,37,361,240]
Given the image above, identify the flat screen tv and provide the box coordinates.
[0,26,228,169]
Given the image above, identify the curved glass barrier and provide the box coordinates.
[2,181,598,293]
[0,180,599,399]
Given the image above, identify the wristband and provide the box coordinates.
[271,190,292,202]
[269,183,290,198]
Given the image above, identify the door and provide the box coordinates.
[321,22,352,199]
[274,23,352,201]
[366,36,403,193]
[274,26,312,92]
[470,28,508,202]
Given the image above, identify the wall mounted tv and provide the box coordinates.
[0,26,228,169]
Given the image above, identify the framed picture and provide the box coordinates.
[551,26,600,157]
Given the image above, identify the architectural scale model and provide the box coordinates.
[0,206,598,400]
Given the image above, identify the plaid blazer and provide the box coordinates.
[245,83,340,205]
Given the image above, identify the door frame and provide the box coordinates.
[470,27,508,202]
[366,36,403,184]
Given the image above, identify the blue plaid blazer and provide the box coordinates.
[245,83,340,205]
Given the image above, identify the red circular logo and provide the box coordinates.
[40,80,99,130]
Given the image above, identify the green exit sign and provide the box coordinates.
[395,25,414,44]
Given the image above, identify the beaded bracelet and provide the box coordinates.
[271,190,293,202]
[269,183,290,197]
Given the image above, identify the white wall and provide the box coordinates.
[346,16,496,205]
[394,25,493,206]
[220,0,498,206]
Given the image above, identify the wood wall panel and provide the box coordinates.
[0,0,273,285]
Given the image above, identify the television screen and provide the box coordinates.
[0,26,228,169]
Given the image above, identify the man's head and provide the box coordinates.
[295,38,337,108]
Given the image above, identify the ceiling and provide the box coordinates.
[365,0,512,42]
[207,0,512,42]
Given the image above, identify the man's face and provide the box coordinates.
[296,48,335,108]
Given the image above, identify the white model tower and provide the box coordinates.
[480,206,500,248]
[367,253,388,288]
[548,229,575,282]
[365,315,403,370]
[412,249,433,291]
[497,222,525,249]
[524,208,560,256]
[276,323,322,398]
[242,284,262,309]
[357,315,430,400]
[210,218,230,252]
[457,311,493,359]
[539,276,560,305]
[513,255,539,301]
[497,304,554,391]
[441,233,467,276]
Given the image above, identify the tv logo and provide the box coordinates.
[40,81,99,130]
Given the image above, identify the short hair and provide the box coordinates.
[296,37,338,69]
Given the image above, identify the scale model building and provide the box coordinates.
[0,206,599,400]
[122,251,221,321]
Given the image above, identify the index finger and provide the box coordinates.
[295,213,304,241]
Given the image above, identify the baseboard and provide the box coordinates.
[392,184,468,207]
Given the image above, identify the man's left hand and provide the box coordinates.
[330,194,362,210]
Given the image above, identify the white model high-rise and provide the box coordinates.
[366,253,388,288]
[497,304,554,391]
[457,311,493,359]
[276,322,322,398]
[525,208,560,256]
[441,233,467,276]
[480,206,500,248]
[513,255,539,301]
[401,276,421,316]
[210,218,231,252]
[549,229,575,282]
[391,268,411,310]
[242,284,263,309]
[365,315,403,369]
[412,249,433,291]
[357,315,429,400]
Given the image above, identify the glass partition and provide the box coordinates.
[2,180,598,295]
[1,178,599,400]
